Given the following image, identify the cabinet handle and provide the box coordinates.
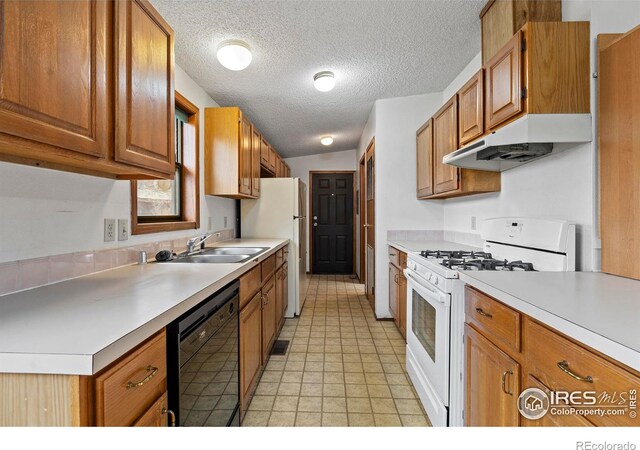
[501,370,513,395]
[126,365,158,389]
[557,360,593,383]
[162,407,176,427]
[394,274,399,284]
[475,307,493,318]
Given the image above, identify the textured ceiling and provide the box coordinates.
[151,0,484,157]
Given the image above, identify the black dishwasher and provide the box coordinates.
[167,280,240,426]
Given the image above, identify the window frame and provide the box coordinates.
[130,91,200,235]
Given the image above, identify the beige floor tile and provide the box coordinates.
[287,352,307,362]
[324,372,345,384]
[400,414,430,426]
[325,353,343,362]
[349,413,375,427]
[347,397,372,413]
[284,361,305,372]
[342,345,360,354]
[242,411,270,426]
[360,353,380,363]
[259,371,283,383]
[277,382,301,396]
[365,373,387,385]
[374,413,402,427]
[273,396,299,412]
[255,382,280,396]
[266,360,286,371]
[322,412,349,426]
[385,373,410,385]
[390,384,416,399]
[363,362,384,373]
[342,353,361,363]
[323,396,347,413]
[248,395,275,411]
[305,361,324,372]
[367,384,392,398]
[300,383,323,396]
[382,362,404,374]
[324,362,343,372]
[395,399,423,415]
[343,362,364,373]
[323,383,346,397]
[303,371,323,383]
[281,371,303,383]
[345,372,366,384]
[306,353,324,362]
[295,412,322,426]
[268,411,296,427]
[371,398,397,414]
[297,396,322,412]
[345,384,369,398]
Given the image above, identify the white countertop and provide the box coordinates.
[0,239,288,375]
[458,271,640,372]
[387,240,481,254]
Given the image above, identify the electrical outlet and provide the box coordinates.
[224,216,228,228]
[104,219,116,242]
[471,216,477,231]
[118,219,129,241]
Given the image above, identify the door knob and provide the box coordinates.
[313,216,318,220]
[313,223,318,227]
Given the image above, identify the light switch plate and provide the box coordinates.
[104,219,116,242]
[118,219,129,241]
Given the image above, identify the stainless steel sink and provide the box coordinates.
[170,254,253,264]
[203,247,268,256]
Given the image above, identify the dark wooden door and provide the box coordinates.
[365,140,375,307]
[311,173,354,274]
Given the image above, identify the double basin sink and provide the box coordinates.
[168,247,268,264]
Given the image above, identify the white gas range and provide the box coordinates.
[404,218,576,427]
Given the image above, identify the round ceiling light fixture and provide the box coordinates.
[320,136,334,146]
[314,71,336,92]
[216,40,252,71]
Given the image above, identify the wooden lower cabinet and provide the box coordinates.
[275,263,288,333]
[397,271,407,339]
[239,291,263,413]
[133,392,171,427]
[388,246,407,341]
[261,276,277,363]
[465,324,521,426]
[389,263,399,323]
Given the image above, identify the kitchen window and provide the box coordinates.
[131,92,200,234]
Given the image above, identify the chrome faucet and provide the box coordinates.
[186,233,214,255]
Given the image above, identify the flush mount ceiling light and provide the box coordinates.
[314,71,335,92]
[216,40,252,71]
[320,136,334,146]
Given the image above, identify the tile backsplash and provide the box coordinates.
[0,229,235,296]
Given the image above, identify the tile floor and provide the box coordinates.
[242,274,430,427]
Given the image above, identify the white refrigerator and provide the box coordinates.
[241,178,308,317]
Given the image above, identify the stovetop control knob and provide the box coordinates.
[427,273,432,281]
[434,277,439,285]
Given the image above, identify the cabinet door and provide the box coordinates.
[261,276,277,362]
[416,119,434,198]
[133,392,170,427]
[238,115,252,196]
[282,263,289,319]
[389,264,399,323]
[260,136,270,167]
[0,0,109,158]
[251,125,261,197]
[269,147,277,173]
[114,0,175,175]
[275,267,284,331]
[485,31,523,130]
[398,272,407,340]
[458,70,485,146]
[275,157,282,177]
[240,292,262,412]
[465,324,520,426]
[433,97,459,194]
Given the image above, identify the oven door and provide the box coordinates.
[404,268,451,425]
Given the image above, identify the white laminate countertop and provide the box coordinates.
[458,271,640,372]
[0,239,288,376]
[387,240,481,254]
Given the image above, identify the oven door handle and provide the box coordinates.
[404,269,448,305]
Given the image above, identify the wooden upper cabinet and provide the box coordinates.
[485,31,522,130]
[251,125,261,197]
[457,70,485,146]
[260,136,270,167]
[465,324,520,427]
[268,145,277,173]
[433,97,459,195]
[204,107,257,199]
[0,1,110,159]
[114,0,175,175]
[480,0,561,64]
[416,119,434,198]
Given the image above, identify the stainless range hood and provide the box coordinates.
[443,114,592,172]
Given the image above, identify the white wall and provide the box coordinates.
[284,149,358,271]
[0,65,236,263]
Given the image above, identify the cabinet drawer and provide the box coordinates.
[133,392,169,427]
[388,246,400,267]
[240,265,261,310]
[465,286,521,352]
[275,248,284,268]
[261,255,276,281]
[95,331,167,426]
[524,319,639,427]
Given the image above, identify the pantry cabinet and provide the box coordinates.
[204,107,258,199]
[0,0,175,179]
